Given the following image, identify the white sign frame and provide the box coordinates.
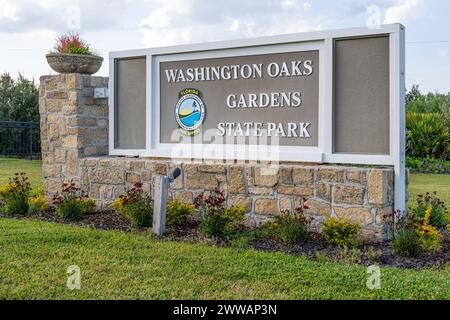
[109,24,405,211]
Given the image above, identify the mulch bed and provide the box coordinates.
[2,210,449,270]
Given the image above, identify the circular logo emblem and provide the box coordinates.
[175,89,206,136]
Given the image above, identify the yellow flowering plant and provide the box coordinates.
[417,205,443,253]
[28,195,49,214]
[0,183,15,198]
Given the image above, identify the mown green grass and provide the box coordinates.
[0,158,43,190]
[0,218,449,300]
[408,173,450,208]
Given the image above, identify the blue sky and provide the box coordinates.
[0,0,449,93]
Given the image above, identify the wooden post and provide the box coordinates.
[153,175,170,236]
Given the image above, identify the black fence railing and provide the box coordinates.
[0,121,41,160]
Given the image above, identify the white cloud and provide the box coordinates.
[437,48,449,58]
[0,0,19,21]
[384,0,423,24]
[138,0,321,47]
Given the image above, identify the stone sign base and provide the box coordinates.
[39,74,396,243]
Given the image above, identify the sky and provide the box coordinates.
[0,0,449,93]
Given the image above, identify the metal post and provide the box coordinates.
[153,168,182,236]
[28,122,33,160]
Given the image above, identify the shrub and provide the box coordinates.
[52,182,93,220]
[257,202,310,245]
[53,32,95,55]
[417,205,443,253]
[406,156,450,174]
[0,173,32,215]
[274,212,308,245]
[392,228,422,257]
[166,199,195,227]
[194,190,245,238]
[112,183,153,228]
[406,112,449,160]
[322,215,360,247]
[412,192,448,228]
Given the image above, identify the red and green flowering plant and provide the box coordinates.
[52,182,94,220]
[52,32,95,55]
[112,182,153,228]
[1,172,32,214]
[194,189,245,238]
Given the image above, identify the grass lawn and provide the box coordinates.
[0,158,449,299]
[0,158,43,190]
[408,173,450,208]
[1,218,449,300]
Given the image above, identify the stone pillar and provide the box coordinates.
[39,74,109,196]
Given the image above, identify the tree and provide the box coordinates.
[0,73,39,122]
[406,84,450,115]
[406,84,421,105]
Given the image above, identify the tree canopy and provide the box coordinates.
[0,73,39,122]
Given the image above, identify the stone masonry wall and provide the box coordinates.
[40,74,395,242]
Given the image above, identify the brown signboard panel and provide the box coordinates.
[114,57,147,149]
[159,50,320,146]
[333,36,390,155]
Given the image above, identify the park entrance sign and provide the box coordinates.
[109,24,405,211]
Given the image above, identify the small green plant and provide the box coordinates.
[412,192,448,228]
[272,208,309,245]
[0,173,32,215]
[166,199,195,227]
[194,190,245,238]
[257,202,310,245]
[392,228,422,257]
[52,182,93,220]
[322,214,360,247]
[112,182,153,228]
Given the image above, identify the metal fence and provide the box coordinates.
[0,121,41,159]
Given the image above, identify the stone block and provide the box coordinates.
[277,185,313,197]
[229,196,252,211]
[316,182,332,202]
[248,186,274,196]
[90,167,124,184]
[333,206,373,225]
[47,100,61,113]
[42,164,61,178]
[280,166,292,185]
[333,184,365,205]
[228,165,246,194]
[126,172,141,184]
[45,179,62,194]
[66,74,83,90]
[254,198,278,215]
[174,191,193,204]
[302,198,332,217]
[198,164,226,174]
[346,169,367,185]
[66,150,79,176]
[293,168,313,185]
[61,136,79,148]
[46,91,68,100]
[279,196,293,212]
[368,170,389,205]
[254,167,279,187]
[317,168,344,182]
